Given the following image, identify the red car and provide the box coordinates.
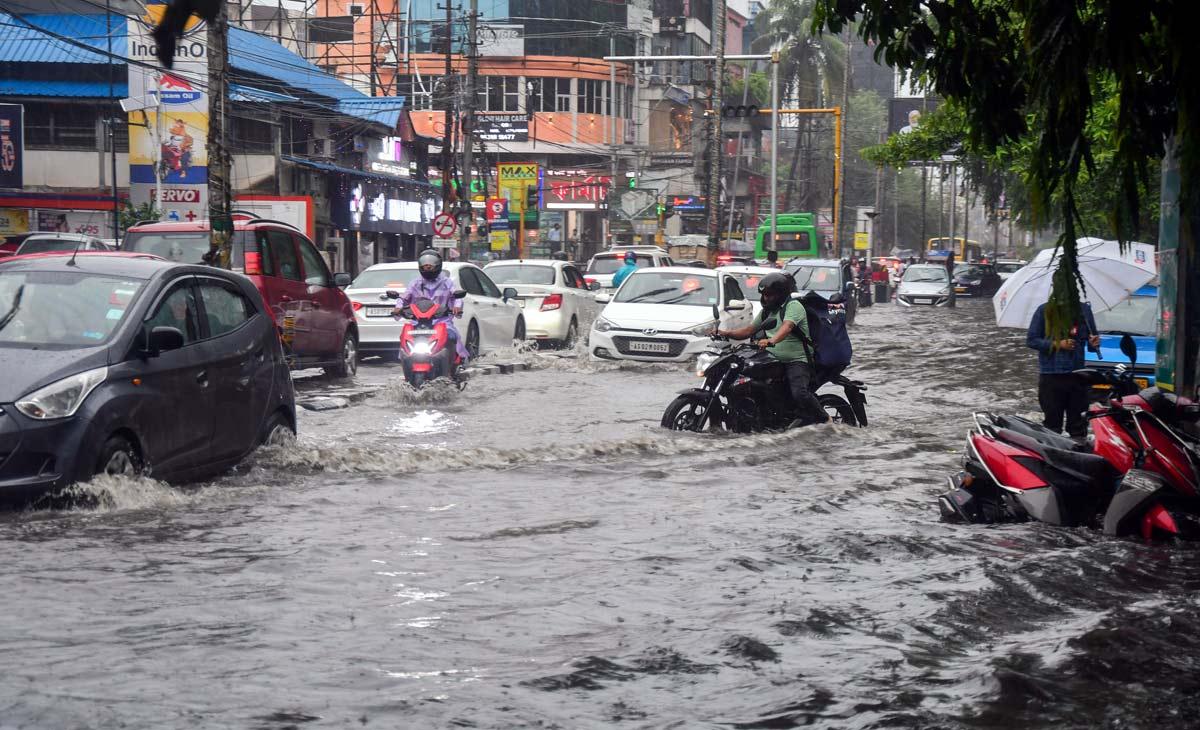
[122,218,359,378]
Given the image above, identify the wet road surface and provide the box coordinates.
[3,300,1200,729]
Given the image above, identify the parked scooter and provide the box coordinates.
[938,335,1200,539]
[385,289,467,388]
[660,318,868,432]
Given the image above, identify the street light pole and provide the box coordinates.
[769,54,778,252]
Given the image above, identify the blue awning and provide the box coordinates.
[229,83,299,104]
[0,79,127,98]
[334,98,403,129]
[281,155,432,187]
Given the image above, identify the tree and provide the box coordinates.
[751,0,846,212]
[813,1,1199,341]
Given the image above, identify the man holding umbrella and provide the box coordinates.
[1026,303,1100,438]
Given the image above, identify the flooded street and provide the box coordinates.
[3,301,1199,729]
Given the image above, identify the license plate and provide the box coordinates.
[367,306,393,317]
[410,329,435,335]
[629,340,670,353]
[954,287,968,293]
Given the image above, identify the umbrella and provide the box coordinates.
[992,238,1156,328]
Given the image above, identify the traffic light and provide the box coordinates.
[628,176,637,190]
[722,104,761,118]
[525,185,539,211]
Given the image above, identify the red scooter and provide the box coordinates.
[938,335,1200,539]
[385,290,466,388]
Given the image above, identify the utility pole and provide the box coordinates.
[439,2,455,210]
[920,164,928,255]
[106,0,119,240]
[207,0,233,268]
[724,60,753,245]
[459,0,478,253]
[609,31,619,247]
[836,28,851,257]
[706,0,727,250]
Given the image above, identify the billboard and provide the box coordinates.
[127,2,209,223]
[0,104,23,189]
[474,114,529,143]
[478,24,524,57]
[497,162,540,219]
[887,97,939,136]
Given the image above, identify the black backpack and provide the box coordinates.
[792,291,853,369]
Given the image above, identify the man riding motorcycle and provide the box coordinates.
[716,272,829,427]
[392,249,469,362]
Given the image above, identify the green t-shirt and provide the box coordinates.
[752,299,811,363]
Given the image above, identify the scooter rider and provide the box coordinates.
[393,249,470,361]
[716,272,829,427]
[611,251,638,288]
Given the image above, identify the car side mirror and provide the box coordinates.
[142,326,184,357]
[333,272,352,288]
[1120,333,1137,366]
[384,289,401,300]
[588,281,601,292]
[453,289,467,299]
[594,292,611,304]
[725,299,747,312]
[502,287,518,302]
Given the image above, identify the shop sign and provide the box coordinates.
[497,163,539,216]
[0,208,28,236]
[335,178,440,236]
[489,230,511,251]
[35,210,112,239]
[475,114,529,142]
[545,173,611,210]
[0,104,24,189]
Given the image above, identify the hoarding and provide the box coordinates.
[0,104,23,189]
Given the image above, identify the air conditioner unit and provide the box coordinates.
[311,138,334,158]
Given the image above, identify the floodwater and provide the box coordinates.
[4,300,1200,729]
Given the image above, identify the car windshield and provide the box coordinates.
[121,230,248,266]
[995,262,1024,273]
[486,265,556,285]
[727,273,769,301]
[613,271,718,307]
[17,238,87,254]
[588,254,651,275]
[1094,295,1158,336]
[0,270,145,347]
[788,265,841,292]
[350,267,420,290]
[954,264,987,277]
[903,266,949,283]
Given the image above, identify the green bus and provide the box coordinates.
[754,213,821,259]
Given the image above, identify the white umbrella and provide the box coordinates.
[992,238,1156,328]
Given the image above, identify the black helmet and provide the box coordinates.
[552,251,569,261]
[417,248,443,281]
[758,272,793,311]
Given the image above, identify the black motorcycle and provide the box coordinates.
[660,320,868,432]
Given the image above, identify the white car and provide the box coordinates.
[715,264,780,317]
[589,267,756,362]
[995,259,1027,281]
[896,264,952,306]
[346,261,525,358]
[484,259,596,347]
[584,247,673,291]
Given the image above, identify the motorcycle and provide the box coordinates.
[938,334,1200,539]
[385,289,467,389]
[660,318,868,432]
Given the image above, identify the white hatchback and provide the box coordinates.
[589,267,756,362]
[347,262,526,358]
[715,265,781,317]
[484,259,597,347]
[583,247,673,292]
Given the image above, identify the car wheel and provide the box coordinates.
[325,331,358,379]
[513,316,526,343]
[561,318,579,349]
[260,411,295,447]
[466,320,481,358]
[95,435,144,477]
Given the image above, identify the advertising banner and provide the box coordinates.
[0,209,28,236]
[0,104,23,189]
[127,2,209,222]
[497,162,540,226]
[887,97,940,137]
[35,210,114,239]
[333,179,440,236]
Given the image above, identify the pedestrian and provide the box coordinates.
[766,249,782,268]
[548,223,562,252]
[1026,302,1100,438]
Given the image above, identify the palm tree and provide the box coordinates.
[751,0,845,213]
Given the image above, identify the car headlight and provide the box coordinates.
[939,287,951,295]
[15,366,108,420]
[594,317,615,333]
[695,352,719,377]
[686,321,717,337]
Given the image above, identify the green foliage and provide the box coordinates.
[726,72,770,106]
[813,1,1197,340]
[118,201,160,232]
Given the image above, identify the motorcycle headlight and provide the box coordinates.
[410,340,435,355]
[15,366,108,420]
[695,352,719,377]
[686,321,717,337]
[594,317,615,333]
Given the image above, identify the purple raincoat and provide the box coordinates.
[395,272,469,360]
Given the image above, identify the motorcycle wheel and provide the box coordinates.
[408,372,426,389]
[661,393,715,431]
[819,393,858,426]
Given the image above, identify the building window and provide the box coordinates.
[479,77,520,112]
[395,75,434,110]
[527,77,572,113]
[580,79,606,115]
[24,102,126,151]
[230,115,274,154]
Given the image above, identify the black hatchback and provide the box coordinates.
[952,262,1003,297]
[0,254,296,508]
